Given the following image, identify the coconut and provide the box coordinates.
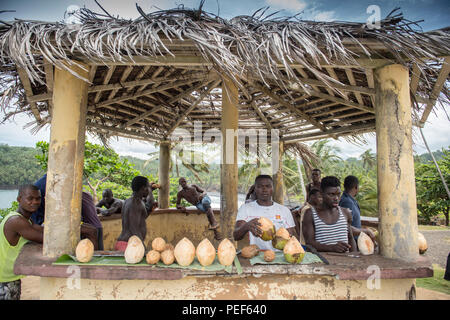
[258,217,276,241]
[418,232,428,254]
[152,237,166,252]
[124,235,145,264]
[272,227,290,250]
[164,243,174,251]
[146,250,161,264]
[161,249,175,265]
[174,237,196,266]
[241,245,259,259]
[217,238,236,266]
[75,238,94,263]
[196,238,216,266]
[283,236,305,263]
[264,250,276,262]
[358,232,374,255]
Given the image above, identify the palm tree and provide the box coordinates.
[360,149,376,172]
[144,142,211,184]
[309,139,343,174]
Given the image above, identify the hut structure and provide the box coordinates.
[1,6,449,299]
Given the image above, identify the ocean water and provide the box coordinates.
[0,189,18,209]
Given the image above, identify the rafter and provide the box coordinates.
[17,67,41,123]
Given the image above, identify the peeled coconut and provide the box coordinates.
[124,235,145,264]
[241,245,259,259]
[264,250,276,262]
[196,238,216,266]
[146,250,161,264]
[272,227,290,250]
[358,232,374,255]
[217,238,236,266]
[258,217,276,241]
[161,249,175,265]
[75,238,94,263]
[418,232,428,254]
[283,236,305,263]
[152,237,166,252]
[174,237,196,266]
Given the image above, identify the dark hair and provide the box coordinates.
[320,176,341,192]
[254,175,273,184]
[18,184,40,197]
[131,176,149,192]
[102,189,113,197]
[344,175,359,191]
[309,188,320,197]
[312,168,321,173]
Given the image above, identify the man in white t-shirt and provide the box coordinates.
[233,175,297,251]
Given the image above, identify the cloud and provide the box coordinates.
[265,0,307,12]
[312,10,336,21]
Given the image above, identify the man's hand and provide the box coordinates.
[246,218,262,237]
[329,241,351,253]
[96,207,102,214]
[152,202,158,209]
[362,228,376,244]
[178,206,187,213]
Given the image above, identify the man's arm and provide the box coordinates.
[342,208,357,252]
[8,218,43,244]
[233,219,261,241]
[176,191,186,211]
[193,184,205,194]
[101,200,122,216]
[95,199,105,208]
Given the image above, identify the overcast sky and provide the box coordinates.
[0,0,449,160]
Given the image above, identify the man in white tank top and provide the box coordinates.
[302,176,357,253]
[233,175,297,251]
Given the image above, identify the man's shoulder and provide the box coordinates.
[339,193,353,206]
[272,201,291,213]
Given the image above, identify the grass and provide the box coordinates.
[416,264,450,295]
[418,225,450,231]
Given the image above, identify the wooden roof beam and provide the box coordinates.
[165,79,221,137]
[418,56,450,126]
[17,67,42,123]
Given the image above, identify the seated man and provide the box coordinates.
[339,175,375,243]
[115,176,151,252]
[0,185,44,300]
[96,189,123,216]
[245,184,257,203]
[302,176,357,253]
[292,189,322,245]
[233,175,297,251]
[31,174,100,249]
[176,177,219,230]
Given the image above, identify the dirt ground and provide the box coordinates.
[420,229,450,269]
[19,275,449,300]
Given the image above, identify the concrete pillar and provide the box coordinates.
[273,141,284,204]
[158,141,171,209]
[220,77,239,240]
[374,64,419,262]
[43,62,89,258]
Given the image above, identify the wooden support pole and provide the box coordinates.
[374,64,419,262]
[221,77,239,241]
[273,141,284,204]
[158,141,171,209]
[43,62,89,258]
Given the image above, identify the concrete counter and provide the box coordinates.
[14,242,432,300]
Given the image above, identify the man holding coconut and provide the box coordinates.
[233,175,297,251]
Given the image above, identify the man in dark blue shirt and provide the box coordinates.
[339,175,375,243]
[31,174,47,225]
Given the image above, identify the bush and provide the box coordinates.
[0,201,19,221]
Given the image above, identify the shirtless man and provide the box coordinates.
[176,177,219,230]
[96,189,123,216]
[144,183,160,214]
[302,176,357,253]
[115,176,150,252]
[0,185,43,300]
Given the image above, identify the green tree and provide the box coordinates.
[415,149,450,226]
[36,141,140,203]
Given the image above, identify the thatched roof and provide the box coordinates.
[0,6,449,144]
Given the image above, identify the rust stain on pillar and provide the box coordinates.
[374,64,419,262]
[158,141,171,209]
[273,141,284,204]
[43,62,89,258]
[220,77,238,240]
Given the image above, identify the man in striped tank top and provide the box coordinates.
[302,176,357,253]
